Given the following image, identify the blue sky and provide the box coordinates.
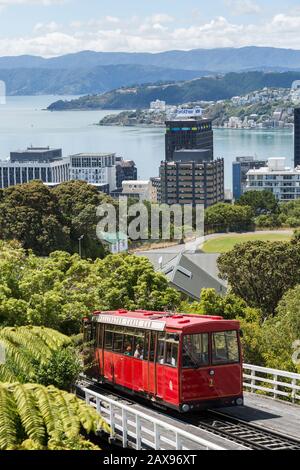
[1,0,300,56]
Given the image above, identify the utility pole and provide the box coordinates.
[78,235,84,258]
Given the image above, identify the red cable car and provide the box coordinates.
[83,310,244,412]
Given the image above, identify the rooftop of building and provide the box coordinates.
[11,146,61,153]
[161,158,223,166]
[70,152,115,157]
[247,158,300,175]
[122,180,150,185]
[165,118,211,124]
[116,160,136,167]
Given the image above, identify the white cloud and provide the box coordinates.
[2,12,300,57]
[0,0,64,4]
[224,0,261,15]
[34,21,60,32]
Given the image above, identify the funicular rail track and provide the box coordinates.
[190,410,300,450]
[76,378,300,451]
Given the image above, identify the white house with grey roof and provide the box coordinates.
[135,249,227,300]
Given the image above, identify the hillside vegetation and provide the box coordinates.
[48,71,300,110]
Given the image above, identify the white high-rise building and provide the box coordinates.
[69,153,117,191]
[246,158,300,201]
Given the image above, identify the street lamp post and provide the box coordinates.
[78,235,84,258]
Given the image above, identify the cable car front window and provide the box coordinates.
[212,331,239,365]
[183,334,209,368]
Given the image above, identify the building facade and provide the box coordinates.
[121,180,156,202]
[294,108,300,168]
[165,119,213,162]
[246,158,300,201]
[69,153,117,191]
[150,177,161,203]
[115,157,137,189]
[0,159,69,189]
[159,159,224,207]
[232,156,267,200]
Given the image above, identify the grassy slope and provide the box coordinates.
[202,233,292,253]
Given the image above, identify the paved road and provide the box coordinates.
[135,230,293,255]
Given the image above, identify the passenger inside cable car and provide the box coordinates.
[134,344,143,359]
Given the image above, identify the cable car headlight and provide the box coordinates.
[182,404,190,413]
[209,370,215,376]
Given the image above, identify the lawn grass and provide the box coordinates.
[202,232,292,253]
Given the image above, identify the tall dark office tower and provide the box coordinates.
[294,108,300,167]
[160,158,224,208]
[165,119,213,161]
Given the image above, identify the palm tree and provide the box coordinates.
[0,382,110,450]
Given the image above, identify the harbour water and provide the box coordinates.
[0,95,294,190]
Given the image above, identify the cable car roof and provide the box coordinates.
[90,310,240,333]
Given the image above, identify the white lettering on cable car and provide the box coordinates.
[96,314,166,331]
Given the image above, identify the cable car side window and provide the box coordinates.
[183,334,209,368]
[104,327,113,350]
[157,333,165,364]
[123,331,134,356]
[212,331,239,365]
[113,328,124,353]
[165,334,179,367]
[133,330,144,360]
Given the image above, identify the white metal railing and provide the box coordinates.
[83,388,225,450]
[243,364,300,403]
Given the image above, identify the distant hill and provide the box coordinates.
[47,71,300,111]
[0,64,207,96]
[3,47,300,72]
[3,47,300,95]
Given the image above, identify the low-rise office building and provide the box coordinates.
[233,156,267,200]
[0,158,69,189]
[121,180,156,202]
[246,157,300,201]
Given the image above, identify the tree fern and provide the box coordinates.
[0,383,109,450]
[47,386,81,439]
[0,327,71,384]
[36,387,66,445]
[13,384,46,445]
[0,385,18,450]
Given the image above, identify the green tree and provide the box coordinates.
[0,181,70,256]
[205,203,254,233]
[218,240,300,317]
[34,346,82,391]
[53,180,114,259]
[259,284,300,373]
[94,254,181,311]
[0,382,109,450]
[236,190,278,216]
[255,214,281,229]
[0,242,181,334]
